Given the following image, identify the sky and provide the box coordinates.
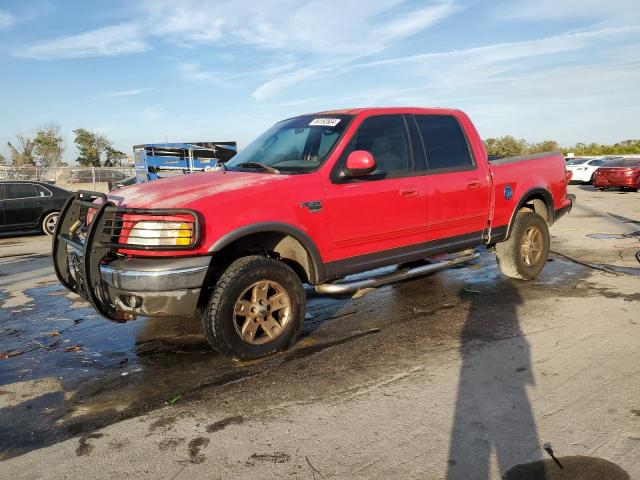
[0,0,639,164]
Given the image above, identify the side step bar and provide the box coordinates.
[315,252,480,295]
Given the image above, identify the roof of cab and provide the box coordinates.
[311,106,462,116]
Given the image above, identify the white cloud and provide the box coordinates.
[13,1,457,61]
[350,25,640,72]
[177,62,222,83]
[0,10,16,30]
[499,0,640,23]
[251,68,321,100]
[137,106,165,120]
[251,24,640,101]
[15,24,148,59]
[103,88,153,97]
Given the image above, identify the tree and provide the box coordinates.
[484,136,527,158]
[7,131,35,167]
[104,146,127,167]
[528,140,560,154]
[73,128,110,167]
[33,123,64,167]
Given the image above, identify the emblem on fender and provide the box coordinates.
[300,200,322,212]
[504,184,513,200]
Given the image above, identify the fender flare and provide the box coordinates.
[209,222,329,284]
[505,188,554,239]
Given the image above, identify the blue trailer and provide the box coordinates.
[133,142,237,183]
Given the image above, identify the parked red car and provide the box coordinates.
[53,107,574,359]
[593,157,640,191]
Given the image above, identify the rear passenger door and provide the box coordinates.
[4,183,43,229]
[412,114,491,241]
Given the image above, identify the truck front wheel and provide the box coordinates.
[201,256,306,359]
[495,211,550,280]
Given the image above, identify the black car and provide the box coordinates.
[108,175,137,191]
[0,181,73,236]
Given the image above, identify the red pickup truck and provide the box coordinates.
[53,107,574,359]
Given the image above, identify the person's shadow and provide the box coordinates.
[447,280,542,480]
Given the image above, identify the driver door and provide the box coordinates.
[323,115,428,272]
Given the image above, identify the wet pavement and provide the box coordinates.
[0,185,639,478]
[0,242,586,460]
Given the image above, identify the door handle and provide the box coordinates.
[466,180,482,190]
[399,187,419,198]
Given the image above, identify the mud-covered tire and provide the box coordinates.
[201,255,306,360]
[41,211,59,236]
[495,211,550,280]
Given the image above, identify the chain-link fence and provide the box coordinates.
[0,166,136,192]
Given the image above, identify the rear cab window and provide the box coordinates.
[413,115,475,173]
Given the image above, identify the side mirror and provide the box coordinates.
[345,150,376,177]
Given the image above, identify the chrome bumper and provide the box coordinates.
[98,256,210,317]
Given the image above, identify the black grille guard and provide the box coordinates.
[52,190,201,322]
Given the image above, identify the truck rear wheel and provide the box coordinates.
[495,211,550,280]
[201,256,306,360]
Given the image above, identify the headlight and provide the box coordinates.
[126,221,193,246]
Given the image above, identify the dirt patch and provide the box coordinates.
[148,416,178,432]
[246,452,291,465]
[75,433,104,457]
[206,415,245,433]
[188,437,210,464]
[158,437,185,452]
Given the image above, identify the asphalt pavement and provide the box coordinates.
[0,185,639,479]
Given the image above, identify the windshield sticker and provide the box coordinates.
[309,118,341,127]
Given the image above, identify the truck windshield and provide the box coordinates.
[226,114,353,173]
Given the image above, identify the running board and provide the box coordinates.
[315,252,481,295]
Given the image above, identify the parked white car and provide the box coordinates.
[566,158,605,183]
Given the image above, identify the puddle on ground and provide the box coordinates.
[504,455,630,479]
[0,250,588,460]
[586,230,640,240]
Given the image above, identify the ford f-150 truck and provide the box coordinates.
[53,107,574,359]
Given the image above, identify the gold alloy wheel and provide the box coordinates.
[233,280,292,345]
[520,225,543,267]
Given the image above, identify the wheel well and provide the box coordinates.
[210,232,315,285]
[519,195,550,224]
[39,209,59,226]
[503,191,553,241]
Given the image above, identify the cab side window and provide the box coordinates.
[341,115,410,176]
[414,115,475,172]
[6,183,38,199]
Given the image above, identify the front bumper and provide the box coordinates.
[53,190,207,321]
[99,256,210,317]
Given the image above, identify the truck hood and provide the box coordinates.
[107,171,286,209]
